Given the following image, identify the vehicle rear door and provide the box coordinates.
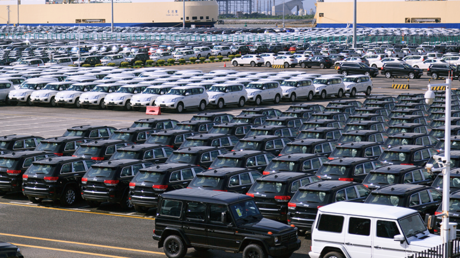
[206,203,239,250]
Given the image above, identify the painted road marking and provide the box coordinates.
[11,243,130,258]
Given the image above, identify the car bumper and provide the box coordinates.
[156,102,177,109]
[32,97,50,103]
[57,98,75,104]
[0,179,21,192]
[82,100,101,106]
[8,97,27,102]
[130,195,159,207]
[152,233,161,242]
[23,187,57,199]
[309,251,320,258]
[105,101,125,107]
[288,216,315,231]
[82,191,119,203]
[132,101,151,107]
[268,239,301,257]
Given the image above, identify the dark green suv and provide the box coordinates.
[153,188,301,258]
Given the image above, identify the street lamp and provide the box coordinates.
[282,0,285,28]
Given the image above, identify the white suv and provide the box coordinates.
[245,81,283,105]
[280,79,315,101]
[273,55,298,68]
[155,86,208,113]
[231,55,264,67]
[193,47,212,59]
[30,82,73,107]
[342,75,373,97]
[369,57,404,69]
[150,52,173,62]
[173,50,197,61]
[130,85,175,110]
[101,54,125,66]
[103,85,147,111]
[79,83,123,109]
[207,83,247,109]
[313,77,346,99]
[403,55,428,66]
[211,46,232,56]
[309,202,442,258]
[55,82,97,107]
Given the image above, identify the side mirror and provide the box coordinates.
[327,82,331,85]
[225,89,230,93]
[296,84,301,87]
[185,92,190,96]
[109,90,113,93]
[221,211,228,224]
[134,91,138,94]
[393,234,405,243]
[262,86,267,90]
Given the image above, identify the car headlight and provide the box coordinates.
[170,98,181,102]
[274,237,279,243]
[248,92,255,96]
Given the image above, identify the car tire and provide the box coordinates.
[60,186,77,206]
[290,93,296,102]
[134,204,148,213]
[301,63,306,68]
[409,72,415,79]
[26,96,33,106]
[50,97,56,107]
[74,98,81,108]
[365,72,370,76]
[198,100,206,111]
[197,54,201,58]
[323,251,345,258]
[413,65,419,68]
[342,71,348,76]
[350,88,357,97]
[337,89,343,98]
[124,100,132,111]
[232,61,238,67]
[274,94,280,104]
[320,63,325,69]
[307,91,313,101]
[120,193,133,210]
[385,72,392,78]
[238,97,245,107]
[87,200,100,208]
[28,196,43,203]
[371,64,377,68]
[432,73,438,80]
[250,61,256,67]
[308,66,311,68]
[365,87,372,96]
[320,90,327,99]
[176,102,184,113]
[163,235,187,258]
[265,62,271,67]
[217,99,224,109]
[243,244,267,258]
[284,62,289,68]
[255,96,262,105]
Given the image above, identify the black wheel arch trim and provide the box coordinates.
[158,228,191,248]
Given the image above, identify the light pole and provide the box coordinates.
[111,0,114,33]
[282,0,285,28]
[352,0,356,49]
[183,0,185,29]
[16,0,19,26]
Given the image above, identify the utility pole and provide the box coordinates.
[16,0,19,26]
[282,0,285,28]
[111,0,114,32]
[77,26,81,67]
[7,6,9,26]
[352,0,356,48]
[182,0,185,29]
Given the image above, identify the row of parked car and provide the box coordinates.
[0,66,374,111]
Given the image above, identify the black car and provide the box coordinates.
[287,181,370,231]
[296,127,343,141]
[0,242,23,258]
[264,117,303,131]
[384,133,437,148]
[231,114,268,126]
[324,105,357,115]
[354,107,391,117]
[431,169,460,193]
[0,135,44,151]
[23,156,95,206]
[0,151,56,193]
[280,139,335,157]
[109,127,154,144]
[432,191,460,237]
[390,108,428,118]
[180,134,239,150]
[129,163,204,212]
[166,146,228,169]
[387,123,431,136]
[287,103,325,112]
[246,125,298,140]
[263,154,328,175]
[174,120,214,133]
[317,157,384,183]
[209,150,275,172]
[62,125,116,139]
[389,115,431,126]
[247,172,318,221]
[72,139,131,161]
[81,159,153,209]
[75,55,101,66]
[329,142,383,160]
[363,165,433,190]
[381,62,423,79]
[300,56,333,69]
[366,94,398,103]
[233,136,292,156]
[239,108,282,118]
[146,130,195,149]
[34,136,88,156]
[427,63,456,80]
[281,110,313,121]
[434,135,460,152]
[365,184,441,217]
[379,145,436,166]
[338,130,387,145]
[131,118,179,130]
[188,168,261,194]
[430,111,460,120]
[110,144,174,163]
[153,189,300,258]
[336,62,379,77]
[328,100,363,108]
[191,112,234,124]
[208,123,253,139]
[364,101,396,110]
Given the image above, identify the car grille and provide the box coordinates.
[280,231,297,243]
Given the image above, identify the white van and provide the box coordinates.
[309,202,442,258]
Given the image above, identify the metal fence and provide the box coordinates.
[407,240,460,258]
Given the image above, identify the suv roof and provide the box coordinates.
[198,167,254,177]
[319,202,414,220]
[300,181,357,191]
[160,188,252,204]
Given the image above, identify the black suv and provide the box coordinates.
[34,136,88,156]
[131,118,179,130]
[0,151,56,193]
[188,168,262,193]
[296,127,343,141]
[146,130,195,149]
[363,165,433,190]
[191,113,234,124]
[338,130,387,145]
[287,181,370,232]
[287,104,324,112]
[336,62,379,77]
[387,123,431,136]
[427,63,456,80]
[431,169,460,193]
[81,159,153,209]
[247,172,317,222]
[0,135,44,151]
[0,242,23,258]
[166,147,228,169]
[263,154,328,175]
[174,121,214,133]
[246,125,298,140]
[384,133,437,148]
[72,139,131,161]
[153,189,300,258]
[381,62,423,79]
[234,136,292,156]
[209,150,275,172]
[22,156,95,206]
[316,157,383,182]
[125,53,149,65]
[129,163,204,212]
[110,144,174,163]
[300,56,333,69]
[62,125,116,140]
[231,114,267,126]
[379,145,435,166]
[239,107,282,118]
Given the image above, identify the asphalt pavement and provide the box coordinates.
[0,62,448,257]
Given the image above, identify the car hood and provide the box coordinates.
[105,93,133,99]
[207,92,225,98]
[408,234,442,250]
[239,218,293,233]
[156,95,183,102]
[132,94,160,101]
[9,89,34,95]
[31,90,57,96]
[81,92,107,99]
[56,91,83,97]
[246,89,262,94]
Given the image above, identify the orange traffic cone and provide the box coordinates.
[224,63,226,68]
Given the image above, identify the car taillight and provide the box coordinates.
[82,177,88,184]
[129,182,136,189]
[435,211,442,216]
[166,145,174,148]
[288,202,296,209]
[22,174,28,181]
[44,177,59,183]
[317,206,323,209]
[104,180,119,186]
[91,157,104,161]
[54,153,63,156]
[339,178,353,181]
[364,184,369,188]
[213,189,227,192]
[6,170,21,175]
[427,68,430,71]
[246,193,254,197]
[152,185,168,190]
[263,171,270,175]
[401,163,414,165]
[72,155,77,157]
[328,157,334,160]
[274,196,291,202]
[337,66,340,69]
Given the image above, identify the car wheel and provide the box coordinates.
[197,54,201,58]
[99,99,106,109]
[255,96,262,105]
[337,89,343,98]
[432,73,438,80]
[284,62,289,68]
[413,65,419,68]
[217,99,224,109]
[87,200,100,208]
[409,72,415,79]
[163,235,187,258]
[342,71,348,76]
[320,63,325,69]
[60,187,77,206]
[26,96,33,106]
[28,196,43,203]
[243,244,267,258]
[232,61,238,67]
[120,194,133,210]
[290,93,296,102]
[238,97,245,107]
[250,61,256,67]
[274,94,280,104]
[371,64,377,68]
[365,87,372,96]
[265,62,271,67]
[323,251,345,258]
[198,100,206,111]
[307,91,313,101]
[134,204,148,213]
[320,90,327,99]
[385,72,392,78]
[124,100,132,111]
[176,102,184,113]
[350,88,357,97]
[301,63,306,68]
[74,98,81,108]
[364,72,370,76]
[49,97,56,107]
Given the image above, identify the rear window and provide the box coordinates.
[366,194,401,206]
[251,181,286,194]
[0,158,18,168]
[209,127,230,135]
[35,142,59,152]
[331,148,360,158]
[189,175,224,189]
[317,214,344,233]
[111,151,138,160]
[211,157,240,168]
[379,151,410,162]
[63,130,85,137]
[147,135,169,144]
[110,132,133,141]
[132,171,165,184]
[281,145,310,155]
[85,167,116,178]
[234,141,260,151]
[339,135,366,143]
[74,146,101,156]
[25,164,56,176]
[265,161,296,172]
[292,190,330,205]
[363,172,399,185]
[385,138,411,146]
[317,165,349,176]
[167,153,196,164]
[181,140,206,148]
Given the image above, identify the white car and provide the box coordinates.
[100,54,125,66]
[313,77,346,99]
[150,52,174,62]
[103,85,148,111]
[403,55,428,66]
[8,78,56,105]
[259,53,277,67]
[273,55,298,68]
[211,46,232,56]
[412,59,446,70]
[231,55,264,67]
[245,81,283,105]
[55,82,97,107]
[369,57,404,69]
[342,75,373,97]
[193,47,212,59]
[173,50,197,61]
[30,82,73,106]
[79,83,123,109]
[130,85,175,110]
[155,86,208,113]
[280,79,315,102]
[207,83,247,109]
[0,80,13,104]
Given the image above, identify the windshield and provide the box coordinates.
[35,142,59,152]
[387,127,410,135]
[234,141,260,151]
[209,127,230,135]
[343,78,360,82]
[363,173,398,185]
[181,140,206,148]
[430,130,444,138]
[385,137,411,146]
[367,194,401,206]
[74,146,100,156]
[66,85,84,91]
[0,158,18,168]
[399,214,427,238]
[174,125,194,131]
[43,84,60,90]
[208,86,229,92]
[167,89,187,95]
[281,145,311,155]
[291,190,330,204]
[210,157,240,169]
[232,118,250,123]
[345,125,367,132]
[132,171,165,184]
[191,116,212,121]
[432,176,460,189]
[86,167,116,178]
[143,88,167,94]
[25,164,55,176]
[20,83,41,90]
[265,161,296,172]
[379,151,409,162]
[189,175,224,189]
[111,151,138,160]
[317,165,348,176]
[246,83,264,90]
[229,200,262,224]
[252,181,286,194]
[63,130,85,137]
[146,135,169,144]
[246,130,271,137]
[109,132,133,141]
[281,81,299,86]
[166,153,196,164]
[330,148,360,158]
[91,86,111,92]
[313,79,328,84]
[338,135,366,143]
[117,87,135,94]
[297,132,322,139]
